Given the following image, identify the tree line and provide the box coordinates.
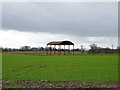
[0,44,120,54]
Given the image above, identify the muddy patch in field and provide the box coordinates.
[2,80,119,88]
[11,65,35,72]
[2,64,48,80]
[11,64,47,72]
[23,65,34,68]
[37,64,47,68]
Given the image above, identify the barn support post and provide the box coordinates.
[59,45,61,55]
[52,45,53,55]
[64,45,65,55]
[48,45,50,55]
[50,45,52,55]
[54,45,56,55]
[68,45,70,55]
[67,45,68,55]
[73,45,74,55]
[46,45,48,55]
[61,45,63,55]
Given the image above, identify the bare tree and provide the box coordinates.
[20,46,31,51]
[80,44,84,53]
[89,43,97,49]
[89,43,98,53]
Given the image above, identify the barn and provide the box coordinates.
[46,41,74,55]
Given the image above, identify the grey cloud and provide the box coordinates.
[0,3,2,30]
[2,2,118,37]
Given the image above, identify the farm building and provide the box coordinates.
[46,41,74,55]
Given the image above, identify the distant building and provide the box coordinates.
[46,41,74,55]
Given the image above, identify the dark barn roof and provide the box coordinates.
[47,41,74,45]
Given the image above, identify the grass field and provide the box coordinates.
[0,53,2,79]
[2,53,118,88]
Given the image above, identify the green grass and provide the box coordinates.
[2,53,118,82]
[0,53,2,79]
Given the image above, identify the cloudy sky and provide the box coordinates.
[0,2,118,49]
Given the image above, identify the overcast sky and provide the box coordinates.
[0,2,118,49]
